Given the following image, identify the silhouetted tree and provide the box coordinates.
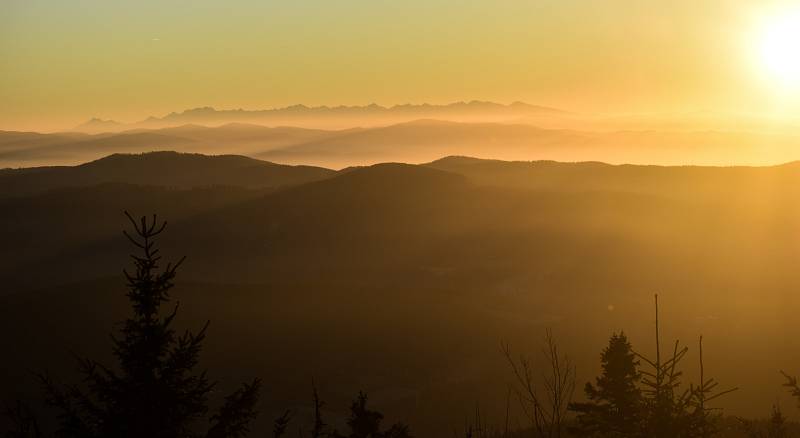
[636,295,734,438]
[502,330,575,438]
[458,403,509,438]
[346,392,383,438]
[687,337,737,438]
[38,212,260,438]
[635,294,699,437]
[781,370,800,407]
[207,379,261,438]
[311,382,327,438]
[272,410,292,438]
[737,406,788,438]
[327,392,410,438]
[568,332,643,437]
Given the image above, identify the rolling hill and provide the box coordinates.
[0,151,335,198]
[426,155,800,201]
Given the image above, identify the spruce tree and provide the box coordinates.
[569,332,643,437]
[328,392,410,438]
[346,393,383,438]
[39,212,260,438]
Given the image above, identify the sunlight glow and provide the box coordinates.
[759,8,800,91]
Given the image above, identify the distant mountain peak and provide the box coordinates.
[182,107,218,115]
[73,117,124,133]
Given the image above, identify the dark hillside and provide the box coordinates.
[0,151,334,198]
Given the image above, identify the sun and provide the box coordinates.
[758,9,800,91]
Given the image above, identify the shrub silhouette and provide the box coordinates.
[36,212,261,438]
[738,405,789,438]
[322,391,410,438]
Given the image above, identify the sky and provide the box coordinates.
[1,0,798,131]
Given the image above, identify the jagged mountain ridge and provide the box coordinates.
[72,101,566,132]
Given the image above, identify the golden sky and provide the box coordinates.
[1,0,798,131]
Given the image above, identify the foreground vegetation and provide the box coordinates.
[4,212,800,437]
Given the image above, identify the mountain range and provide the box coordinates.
[73,101,565,133]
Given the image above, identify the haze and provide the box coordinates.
[3,0,800,132]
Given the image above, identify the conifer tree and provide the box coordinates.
[328,392,410,438]
[346,392,383,438]
[272,410,292,438]
[39,212,261,438]
[568,332,643,437]
[636,296,734,438]
[687,336,736,438]
[311,382,327,438]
